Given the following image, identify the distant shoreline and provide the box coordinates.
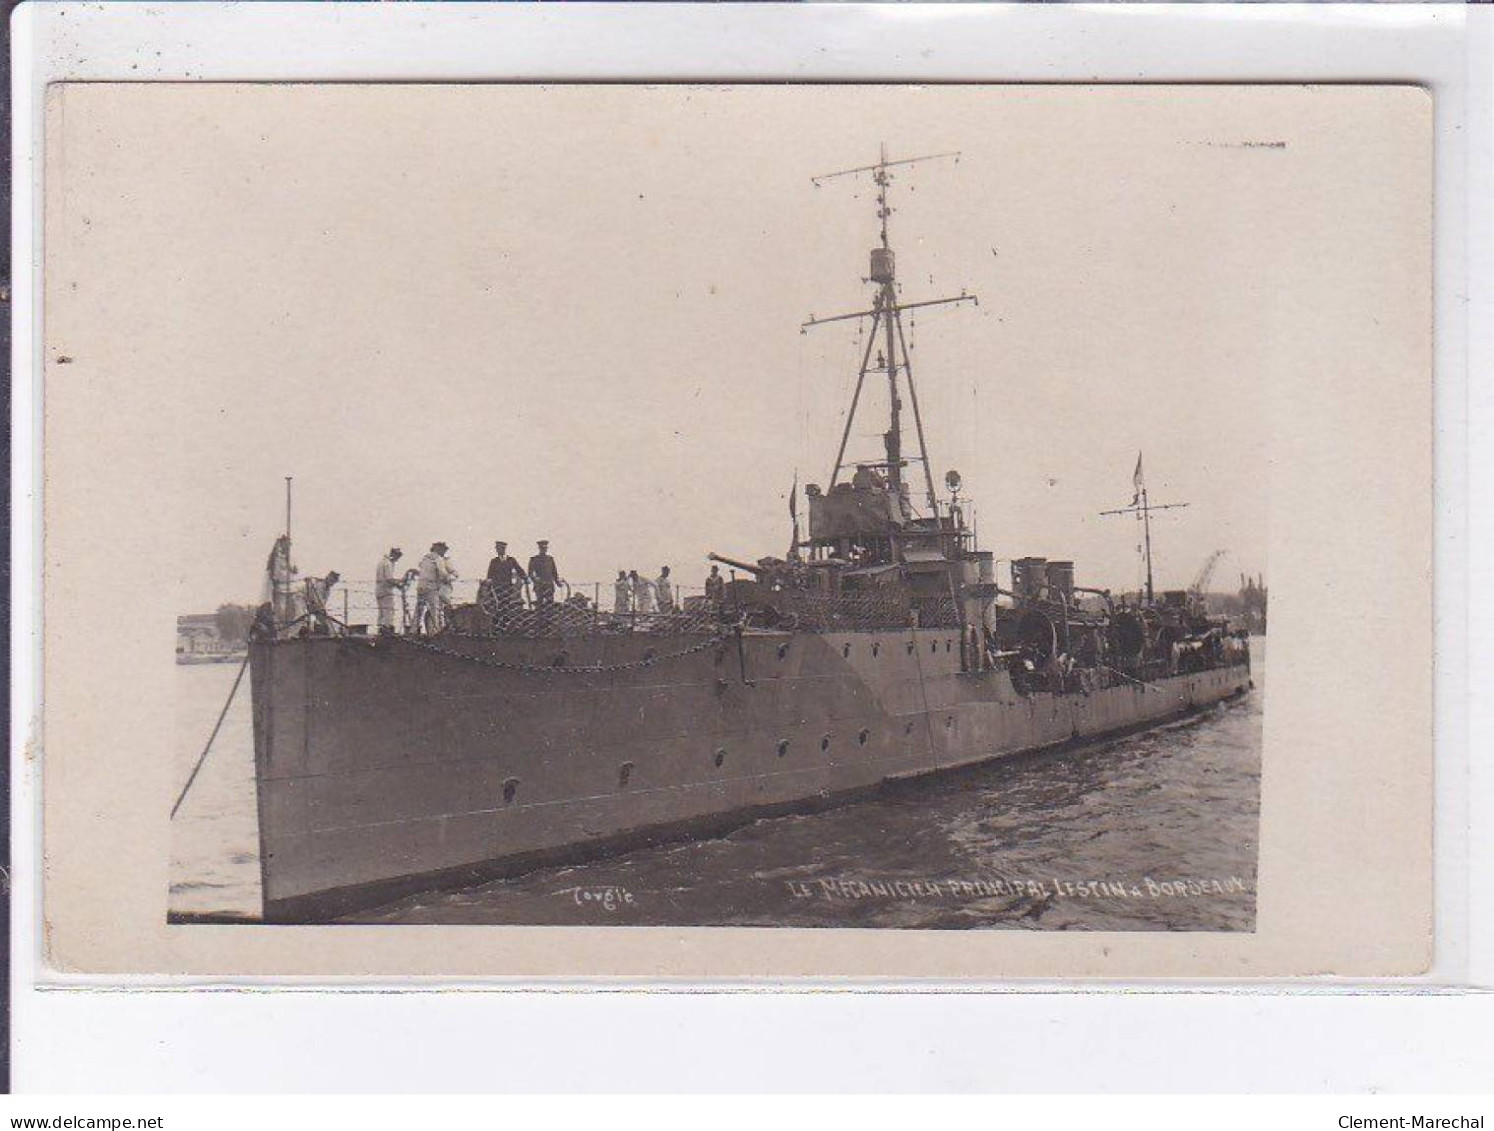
[175,652,246,666]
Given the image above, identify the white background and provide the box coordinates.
[10,1,1493,1092]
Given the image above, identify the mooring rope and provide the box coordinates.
[1101,664,1156,692]
[170,650,250,819]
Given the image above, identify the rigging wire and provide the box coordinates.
[828,315,864,469]
[795,321,806,486]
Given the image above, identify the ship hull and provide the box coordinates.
[250,628,1251,922]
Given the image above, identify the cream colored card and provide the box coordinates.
[40,83,1431,977]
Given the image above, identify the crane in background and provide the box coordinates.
[1189,549,1228,598]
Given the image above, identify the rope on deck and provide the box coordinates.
[1100,664,1157,692]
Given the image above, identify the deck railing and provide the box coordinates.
[274,577,961,638]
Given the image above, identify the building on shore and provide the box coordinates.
[1238,574,1268,635]
[176,611,250,664]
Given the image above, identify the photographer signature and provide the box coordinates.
[555,884,636,912]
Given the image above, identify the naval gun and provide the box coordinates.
[708,551,820,594]
[707,552,767,577]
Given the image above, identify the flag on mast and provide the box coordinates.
[1131,451,1144,506]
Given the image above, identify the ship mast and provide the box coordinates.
[803,145,976,514]
[1100,454,1188,604]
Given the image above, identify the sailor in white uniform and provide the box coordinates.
[415,542,454,634]
[375,547,404,634]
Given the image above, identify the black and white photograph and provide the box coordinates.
[38,81,1431,974]
[159,83,1275,930]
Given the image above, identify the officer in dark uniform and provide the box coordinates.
[704,564,726,608]
[484,540,527,624]
[528,540,561,609]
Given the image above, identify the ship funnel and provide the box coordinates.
[1012,557,1048,602]
[1047,561,1075,601]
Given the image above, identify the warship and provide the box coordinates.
[245,150,1252,923]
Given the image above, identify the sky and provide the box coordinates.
[48,83,1351,609]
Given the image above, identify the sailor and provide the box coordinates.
[438,549,460,626]
[631,569,654,614]
[613,569,632,614]
[484,540,527,624]
[304,570,341,636]
[1077,630,1099,667]
[251,601,277,641]
[415,542,453,634]
[266,535,301,628]
[527,540,561,609]
[654,565,675,614]
[704,564,725,607]
[375,547,404,635]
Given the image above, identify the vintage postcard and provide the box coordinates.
[38,83,1431,977]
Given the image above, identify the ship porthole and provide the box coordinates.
[820,735,831,752]
[872,642,880,657]
[777,739,790,758]
[858,727,869,746]
[502,777,519,805]
[714,749,727,768]
[931,641,938,654]
[777,643,789,660]
[842,643,851,658]
[906,642,914,655]
[619,762,634,789]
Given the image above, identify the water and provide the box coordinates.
[170,644,1263,930]
[169,659,263,920]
